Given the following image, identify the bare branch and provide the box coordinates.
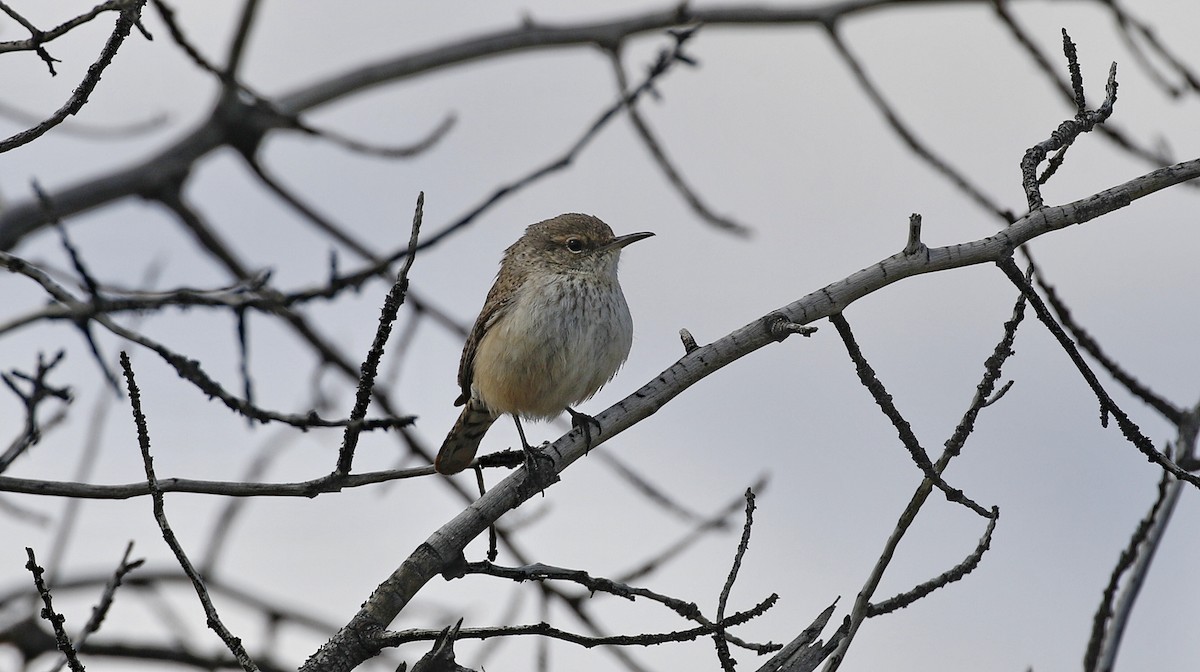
[754,602,844,672]
[824,22,1014,222]
[607,41,751,235]
[0,250,413,431]
[829,312,991,517]
[0,464,432,500]
[868,507,1000,616]
[821,289,1025,672]
[120,352,260,671]
[1083,464,1177,672]
[1,351,72,473]
[713,488,760,671]
[335,193,424,474]
[47,542,145,672]
[997,258,1200,489]
[24,546,84,671]
[0,1,150,153]
[1034,274,1183,424]
[378,595,778,651]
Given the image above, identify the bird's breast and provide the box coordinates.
[471,273,634,419]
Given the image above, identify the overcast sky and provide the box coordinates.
[2,2,1199,671]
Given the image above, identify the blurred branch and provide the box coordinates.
[223,0,260,77]
[0,100,166,138]
[824,23,1014,222]
[0,351,72,473]
[1084,463,1178,672]
[617,477,765,584]
[13,0,1192,250]
[0,250,413,431]
[1106,0,1200,96]
[412,25,704,253]
[607,39,752,235]
[0,464,431,500]
[46,542,145,672]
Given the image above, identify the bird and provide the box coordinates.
[434,213,653,475]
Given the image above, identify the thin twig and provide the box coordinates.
[997,258,1200,489]
[0,351,72,473]
[120,352,260,672]
[829,312,991,518]
[335,192,423,475]
[993,0,1179,184]
[822,290,1025,672]
[47,542,145,672]
[825,22,1013,223]
[1016,30,1120,210]
[1083,464,1175,672]
[378,595,778,650]
[0,0,136,56]
[1,249,412,431]
[0,1,149,153]
[607,42,750,235]
[464,560,778,655]
[713,488,759,670]
[0,465,431,500]
[1035,273,1183,424]
[25,546,85,671]
[868,506,1000,616]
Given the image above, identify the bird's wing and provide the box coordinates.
[455,278,514,406]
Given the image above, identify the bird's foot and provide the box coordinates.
[566,407,602,454]
[522,440,555,471]
[520,441,558,497]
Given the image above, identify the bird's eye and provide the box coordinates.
[565,238,585,253]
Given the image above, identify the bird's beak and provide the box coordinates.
[605,231,655,251]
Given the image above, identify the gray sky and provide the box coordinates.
[2,1,1199,671]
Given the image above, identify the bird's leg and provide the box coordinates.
[512,415,533,451]
[511,415,554,475]
[565,407,602,454]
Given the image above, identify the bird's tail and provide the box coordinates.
[435,402,496,474]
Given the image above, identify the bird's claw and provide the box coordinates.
[566,407,601,453]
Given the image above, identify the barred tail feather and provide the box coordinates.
[435,404,496,474]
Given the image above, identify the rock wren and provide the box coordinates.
[434,213,653,475]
